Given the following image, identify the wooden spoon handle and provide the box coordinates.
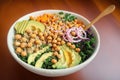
[85,5,115,30]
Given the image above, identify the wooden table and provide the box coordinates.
[0,0,120,80]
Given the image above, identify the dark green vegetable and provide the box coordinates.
[17,54,29,63]
[42,56,57,69]
[63,13,76,22]
[35,54,42,62]
[74,29,96,63]
[40,44,48,48]
[59,12,64,15]
[58,12,77,22]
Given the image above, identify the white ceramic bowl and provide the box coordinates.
[7,10,100,77]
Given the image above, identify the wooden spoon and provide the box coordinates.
[85,5,115,30]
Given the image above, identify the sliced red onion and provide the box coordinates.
[62,26,88,43]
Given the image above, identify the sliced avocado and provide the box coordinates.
[14,22,21,33]
[25,20,45,32]
[52,50,68,69]
[14,20,45,34]
[62,44,81,67]
[70,49,81,67]
[14,20,29,34]
[27,46,50,64]
[35,52,53,68]
[18,20,28,33]
[21,20,29,34]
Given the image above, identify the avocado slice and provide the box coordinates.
[25,20,45,32]
[27,46,50,64]
[52,49,68,69]
[70,49,81,67]
[62,44,81,67]
[14,21,21,33]
[35,52,53,68]
[20,20,29,34]
[53,44,81,68]
[14,20,45,34]
[14,20,29,34]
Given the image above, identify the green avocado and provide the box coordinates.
[62,44,81,67]
[14,20,29,34]
[53,44,81,68]
[52,49,68,69]
[35,52,53,68]
[69,49,81,67]
[27,46,50,64]
[25,20,45,32]
[14,20,45,34]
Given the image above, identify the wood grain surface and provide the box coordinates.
[0,0,120,80]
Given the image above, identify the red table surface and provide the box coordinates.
[0,0,120,80]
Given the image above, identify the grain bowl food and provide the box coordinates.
[7,10,100,76]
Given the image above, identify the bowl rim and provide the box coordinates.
[7,9,100,74]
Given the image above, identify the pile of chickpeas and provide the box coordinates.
[37,14,82,53]
[14,13,83,64]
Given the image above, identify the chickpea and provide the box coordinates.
[51,59,57,64]
[57,41,61,45]
[26,29,32,34]
[35,40,41,44]
[75,24,79,27]
[20,42,27,48]
[50,30,54,33]
[58,32,63,36]
[43,32,48,37]
[71,31,76,36]
[48,40,52,43]
[40,36,45,40]
[33,30,38,34]
[61,40,65,45]
[42,41,46,44]
[52,47,55,51]
[57,26,61,30]
[52,44,57,48]
[52,39,57,44]
[50,33,54,37]
[67,42,72,47]
[55,46,60,51]
[14,41,20,46]
[69,24,73,28]
[53,51,58,56]
[38,32,43,37]
[21,51,27,57]
[65,25,69,29]
[53,34,58,39]
[82,25,85,28]
[27,48,33,53]
[30,38,35,43]
[70,44,76,49]
[16,47,22,53]
[21,37,27,42]
[59,21,63,26]
[27,42,33,47]
[47,36,52,40]
[30,34,36,38]
[75,48,81,52]
[14,34,21,40]
[57,37,61,42]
